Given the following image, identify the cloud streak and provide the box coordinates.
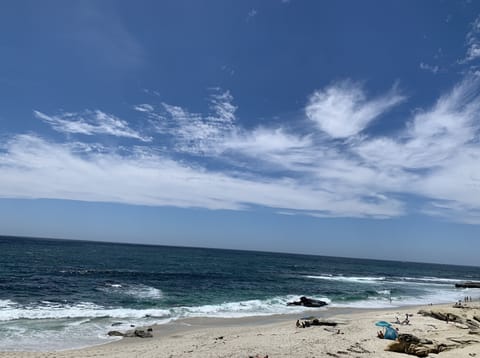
[2,76,480,224]
[305,81,405,138]
[0,134,402,218]
[35,110,151,142]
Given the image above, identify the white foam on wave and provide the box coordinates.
[376,289,391,295]
[99,283,163,301]
[0,299,16,308]
[0,295,331,351]
[0,301,170,321]
[124,285,163,300]
[0,295,332,324]
[306,275,385,284]
[332,287,480,309]
[306,274,471,288]
[399,277,463,284]
[171,295,331,319]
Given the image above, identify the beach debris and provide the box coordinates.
[111,322,123,326]
[109,329,153,338]
[215,336,224,340]
[287,296,328,307]
[296,318,338,328]
[386,333,448,357]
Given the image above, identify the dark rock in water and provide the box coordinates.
[287,296,328,308]
[107,330,124,337]
[111,322,122,327]
[134,329,153,338]
[455,281,480,288]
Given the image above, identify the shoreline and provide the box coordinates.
[2,301,479,357]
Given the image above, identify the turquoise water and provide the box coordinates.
[1,235,479,351]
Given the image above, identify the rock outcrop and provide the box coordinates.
[455,281,480,288]
[287,296,328,307]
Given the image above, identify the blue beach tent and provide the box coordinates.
[375,321,391,327]
[384,326,398,340]
[375,321,398,340]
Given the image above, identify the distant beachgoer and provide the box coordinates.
[377,330,384,339]
[296,320,301,328]
[395,316,401,324]
[401,314,410,325]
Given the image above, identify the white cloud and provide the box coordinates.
[4,76,480,224]
[149,90,237,154]
[352,77,480,222]
[34,110,151,142]
[133,104,154,113]
[305,81,405,138]
[419,62,440,74]
[0,134,402,218]
[463,15,480,63]
[247,9,258,21]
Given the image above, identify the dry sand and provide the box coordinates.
[1,302,480,357]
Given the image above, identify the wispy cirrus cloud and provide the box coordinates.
[132,104,154,113]
[3,75,480,223]
[305,80,405,138]
[419,62,440,74]
[463,15,480,63]
[352,77,480,221]
[146,90,237,154]
[0,134,402,217]
[34,110,151,142]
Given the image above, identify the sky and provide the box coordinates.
[1,0,480,265]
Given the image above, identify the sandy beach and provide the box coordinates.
[1,301,479,358]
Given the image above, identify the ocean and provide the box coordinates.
[1,235,479,351]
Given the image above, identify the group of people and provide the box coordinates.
[454,296,474,307]
[394,313,411,325]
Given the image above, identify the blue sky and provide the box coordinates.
[1,0,480,265]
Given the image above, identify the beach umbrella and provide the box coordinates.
[375,321,391,327]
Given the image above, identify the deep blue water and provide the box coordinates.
[1,235,480,351]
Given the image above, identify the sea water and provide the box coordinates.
[1,236,479,351]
